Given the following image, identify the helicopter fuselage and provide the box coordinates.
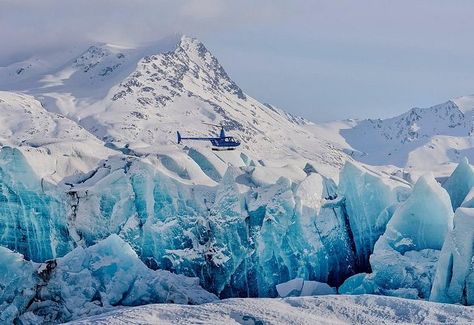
[177,130,241,149]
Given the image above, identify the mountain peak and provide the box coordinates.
[453,95,474,113]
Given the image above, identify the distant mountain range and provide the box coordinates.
[0,34,473,180]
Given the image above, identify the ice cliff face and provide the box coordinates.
[431,207,474,305]
[340,175,453,299]
[338,162,410,270]
[2,130,474,323]
[65,157,358,298]
[0,146,405,305]
[0,147,72,261]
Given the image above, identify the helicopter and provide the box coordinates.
[177,123,241,150]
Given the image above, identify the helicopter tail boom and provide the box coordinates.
[177,131,219,143]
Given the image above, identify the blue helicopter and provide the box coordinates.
[177,123,241,150]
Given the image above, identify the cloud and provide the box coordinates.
[0,0,290,64]
[2,0,474,120]
[179,0,224,19]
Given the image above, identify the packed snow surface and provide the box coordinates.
[67,294,474,325]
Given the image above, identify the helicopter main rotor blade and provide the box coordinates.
[202,122,223,128]
[179,136,220,141]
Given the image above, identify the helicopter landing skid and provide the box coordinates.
[211,147,236,151]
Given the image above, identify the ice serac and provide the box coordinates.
[297,174,357,286]
[208,171,356,298]
[431,207,474,305]
[338,161,410,270]
[203,167,248,297]
[67,157,356,298]
[0,146,72,262]
[67,156,213,273]
[0,235,216,324]
[276,278,336,297]
[442,157,474,210]
[0,246,37,324]
[381,175,453,252]
[461,188,474,208]
[340,174,454,299]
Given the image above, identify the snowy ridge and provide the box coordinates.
[68,294,474,325]
[453,94,474,113]
[0,91,113,183]
[0,91,94,145]
[336,99,474,177]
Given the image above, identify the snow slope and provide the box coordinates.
[68,294,474,325]
[0,91,113,183]
[332,99,474,178]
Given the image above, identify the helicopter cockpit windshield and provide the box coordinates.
[225,137,239,143]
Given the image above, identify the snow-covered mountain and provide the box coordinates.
[344,99,473,172]
[303,97,474,179]
[0,35,347,181]
[2,34,472,179]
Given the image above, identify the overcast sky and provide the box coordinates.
[2,0,474,121]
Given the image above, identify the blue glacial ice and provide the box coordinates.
[442,157,474,211]
[431,207,474,305]
[0,234,216,324]
[337,162,410,270]
[2,145,473,322]
[0,246,37,323]
[461,188,474,208]
[340,174,454,299]
[275,278,336,297]
[70,159,358,298]
[0,147,72,262]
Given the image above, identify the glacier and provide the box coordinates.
[0,147,359,298]
[340,174,454,299]
[442,157,474,210]
[337,162,410,270]
[2,141,474,323]
[430,207,474,305]
[2,146,474,323]
[0,146,72,262]
[69,158,357,298]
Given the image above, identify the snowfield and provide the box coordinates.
[68,295,474,325]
